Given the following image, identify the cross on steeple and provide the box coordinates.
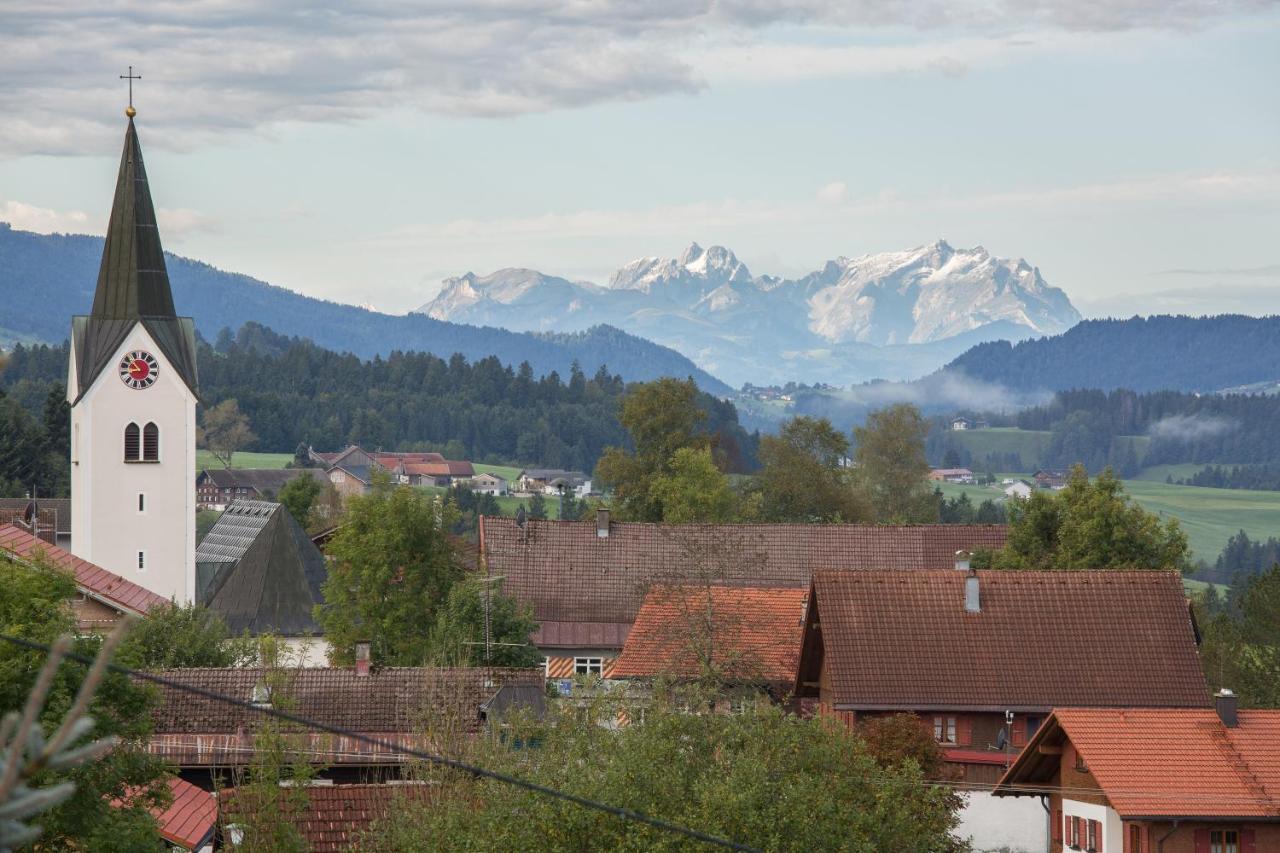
[120,66,141,117]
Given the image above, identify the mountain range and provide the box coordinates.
[418,240,1082,387]
[0,224,731,394]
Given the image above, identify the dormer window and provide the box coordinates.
[124,422,140,461]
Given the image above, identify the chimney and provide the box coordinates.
[355,640,371,677]
[596,508,611,538]
[1215,688,1238,727]
[955,550,971,572]
[964,569,980,613]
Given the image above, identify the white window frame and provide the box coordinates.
[574,657,603,676]
[933,715,957,744]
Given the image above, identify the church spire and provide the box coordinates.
[90,116,177,318]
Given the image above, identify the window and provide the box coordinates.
[1211,829,1240,853]
[1086,819,1097,852]
[1026,715,1042,738]
[124,422,140,461]
[137,493,146,513]
[574,657,603,676]
[142,422,159,461]
[137,550,146,571]
[933,715,957,743]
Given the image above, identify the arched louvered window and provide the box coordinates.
[124,422,140,461]
[143,422,159,462]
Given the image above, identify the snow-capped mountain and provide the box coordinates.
[418,240,1081,386]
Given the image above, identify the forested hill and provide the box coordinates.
[0,224,730,395]
[945,315,1280,393]
[0,323,758,477]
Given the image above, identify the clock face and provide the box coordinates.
[118,350,159,389]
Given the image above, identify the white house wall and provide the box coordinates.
[956,791,1046,853]
[69,323,196,603]
[1063,797,1124,853]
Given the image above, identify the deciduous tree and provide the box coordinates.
[853,404,937,523]
[198,399,257,468]
[649,447,737,523]
[753,416,867,522]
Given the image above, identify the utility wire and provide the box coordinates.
[0,633,759,852]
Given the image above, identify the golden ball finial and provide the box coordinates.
[126,105,137,118]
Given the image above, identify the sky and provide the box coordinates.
[1,0,1278,317]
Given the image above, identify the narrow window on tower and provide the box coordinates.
[137,550,146,571]
[142,422,159,461]
[137,493,146,514]
[124,422,140,461]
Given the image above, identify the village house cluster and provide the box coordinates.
[2,105,1275,853]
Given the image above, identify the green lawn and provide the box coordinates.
[196,450,295,470]
[473,463,524,482]
[948,428,1149,471]
[1131,463,1212,483]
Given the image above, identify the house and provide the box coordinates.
[195,468,326,510]
[0,497,72,547]
[400,459,476,487]
[993,696,1280,853]
[1004,481,1033,500]
[195,501,329,665]
[218,783,432,851]
[309,445,376,470]
[327,463,374,499]
[145,666,544,782]
[515,469,591,497]
[479,512,1009,678]
[611,585,807,699]
[0,523,167,633]
[115,777,216,853]
[795,568,1209,853]
[1034,469,1071,490]
[951,417,972,431]
[930,467,976,484]
[467,472,508,496]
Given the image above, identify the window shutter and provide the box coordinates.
[143,422,159,461]
[1193,829,1210,853]
[958,716,973,746]
[1092,819,1102,852]
[1052,809,1062,842]
[1242,829,1257,853]
[124,423,140,461]
[1012,715,1028,747]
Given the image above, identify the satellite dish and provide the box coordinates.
[516,506,527,528]
[995,728,1008,749]
[22,498,37,527]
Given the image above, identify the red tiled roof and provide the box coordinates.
[403,460,476,478]
[998,708,1280,818]
[532,620,631,649]
[613,585,807,688]
[221,783,432,851]
[0,524,167,615]
[480,517,1008,625]
[155,777,217,849]
[808,569,1209,711]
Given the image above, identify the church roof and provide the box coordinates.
[195,501,327,636]
[71,117,198,403]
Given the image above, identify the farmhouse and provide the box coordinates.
[467,472,508,495]
[195,467,325,510]
[795,567,1209,852]
[479,512,1009,677]
[929,467,975,484]
[994,697,1280,853]
[515,469,591,497]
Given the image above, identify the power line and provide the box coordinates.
[0,633,759,852]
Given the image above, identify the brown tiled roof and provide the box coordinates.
[403,460,475,478]
[480,517,1008,625]
[0,523,167,615]
[808,569,1208,711]
[997,708,1280,818]
[221,783,432,851]
[149,666,541,734]
[532,620,631,649]
[613,586,807,688]
[146,666,543,766]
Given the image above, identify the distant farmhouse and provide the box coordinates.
[305,445,477,498]
[196,468,326,510]
[514,469,592,498]
[929,467,975,484]
[1034,469,1071,490]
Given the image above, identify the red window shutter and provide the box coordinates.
[1053,809,1063,842]
[1242,829,1257,853]
[1194,829,1210,853]
[958,716,973,746]
[1065,813,1073,846]
[1092,819,1102,852]
[1012,715,1028,747]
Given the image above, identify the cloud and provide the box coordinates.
[0,200,90,234]
[816,181,849,204]
[1148,413,1239,441]
[0,0,1269,157]
[156,208,221,241]
[1154,265,1280,277]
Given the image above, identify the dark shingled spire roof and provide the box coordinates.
[70,117,198,402]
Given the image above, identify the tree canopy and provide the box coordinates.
[853,404,937,523]
[751,416,867,522]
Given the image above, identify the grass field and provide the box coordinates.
[949,428,1150,470]
[1131,463,1212,483]
[196,450,295,470]
[473,463,524,482]
[935,477,1280,566]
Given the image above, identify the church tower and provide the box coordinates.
[68,106,199,602]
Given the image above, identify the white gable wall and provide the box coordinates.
[69,323,196,603]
